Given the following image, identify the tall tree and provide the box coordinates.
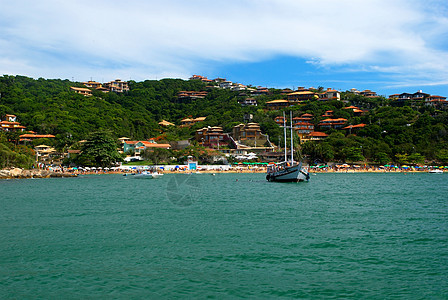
[76,131,122,167]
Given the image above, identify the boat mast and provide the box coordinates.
[290,111,294,164]
[283,111,287,162]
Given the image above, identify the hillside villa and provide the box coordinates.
[0,114,27,132]
[266,99,290,110]
[123,140,171,156]
[180,117,206,127]
[195,126,233,149]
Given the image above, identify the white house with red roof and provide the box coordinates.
[1,114,27,132]
[123,140,171,156]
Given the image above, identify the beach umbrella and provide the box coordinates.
[159,166,165,170]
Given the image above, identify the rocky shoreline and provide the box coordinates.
[0,168,77,179]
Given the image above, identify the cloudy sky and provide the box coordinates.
[1,0,448,96]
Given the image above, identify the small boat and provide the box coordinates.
[131,171,164,179]
[266,111,310,183]
[428,169,443,174]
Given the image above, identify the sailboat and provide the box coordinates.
[266,111,310,182]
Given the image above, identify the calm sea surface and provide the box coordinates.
[1,173,447,299]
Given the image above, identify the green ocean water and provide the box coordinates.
[0,173,447,299]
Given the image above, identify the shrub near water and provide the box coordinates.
[0,143,34,169]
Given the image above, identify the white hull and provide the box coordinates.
[131,171,163,179]
[428,169,443,174]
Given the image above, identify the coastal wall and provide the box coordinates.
[0,168,77,179]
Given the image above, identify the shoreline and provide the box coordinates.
[0,166,441,179]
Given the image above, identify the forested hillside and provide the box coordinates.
[1,75,447,166]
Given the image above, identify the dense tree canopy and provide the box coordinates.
[74,131,123,167]
[1,75,447,166]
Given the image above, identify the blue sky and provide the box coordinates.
[1,0,448,96]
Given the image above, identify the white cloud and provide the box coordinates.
[1,0,447,85]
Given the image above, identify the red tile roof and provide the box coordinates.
[309,132,328,137]
[343,124,366,129]
[19,134,55,138]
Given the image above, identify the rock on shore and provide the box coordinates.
[0,168,77,179]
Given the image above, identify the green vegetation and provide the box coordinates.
[72,131,123,167]
[1,75,447,167]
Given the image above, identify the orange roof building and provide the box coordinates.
[308,131,328,141]
[1,114,27,132]
[318,118,348,129]
[123,140,171,155]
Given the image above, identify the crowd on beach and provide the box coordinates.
[310,164,446,173]
[31,163,447,175]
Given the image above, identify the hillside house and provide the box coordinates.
[219,81,233,89]
[425,95,448,108]
[158,120,175,127]
[343,123,366,135]
[322,110,334,118]
[19,133,56,143]
[123,140,171,156]
[177,91,208,100]
[251,87,270,96]
[308,131,328,141]
[389,91,430,101]
[35,145,60,165]
[287,91,317,103]
[70,87,92,96]
[180,117,206,127]
[103,79,129,93]
[195,126,233,149]
[359,90,377,97]
[318,88,341,101]
[266,99,290,110]
[0,114,27,132]
[318,118,348,129]
[301,113,314,121]
[274,116,285,126]
[189,75,213,83]
[294,121,315,142]
[233,123,263,141]
[344,106,366,116]
[232,123,274,151]
[231,83,247,91]
[82,81,102,89]
[238,97,257,106]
